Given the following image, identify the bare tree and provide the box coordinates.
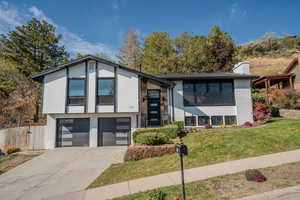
[118,29,142,71]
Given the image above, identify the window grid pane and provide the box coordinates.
[198,116,210,126]
[225,116,237,125]
[97,78,114,105]
[211,116,223,126]
[185,116,196,126]
[68,79,85,97]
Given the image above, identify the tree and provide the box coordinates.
[141,32,176,74]
[118,29,142,70]
[0,18,68,77]
[0,18,68,122]
[205,26,236,72]
[76,52,111,60]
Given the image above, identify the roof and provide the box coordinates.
[283,56,299,74]
[253,74,295,88]
[31,55,174,87]
[155,72,258,80]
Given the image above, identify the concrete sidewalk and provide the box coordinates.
[234,184,300,200]
[77,149,300,200]
[48,149,300,200]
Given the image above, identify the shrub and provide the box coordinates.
[243,121,253,127]
[253,102,272,121]
[133,121,184,144]
[273,90,300,110]
[231,124,238,128]
[149,189,166,200]
[219,124,226,128]
[5,145,20,155]
[136,132,170,145]
[252,92,266,104]
[245,169,267,182]
[204,124,212,129]
[124,145,176,161]
[189,126,199,133]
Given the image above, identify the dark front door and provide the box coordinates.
[98,118,131,146]
[147,89,161,126]
[56,118,90,147]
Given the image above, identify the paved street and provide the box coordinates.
[0,147,126,200]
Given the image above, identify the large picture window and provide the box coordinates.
[97,78,115,105]
[68,79,86,105]
[183,80,235,106]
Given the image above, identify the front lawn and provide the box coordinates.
[88,118,300,188]
[113,161,300,200]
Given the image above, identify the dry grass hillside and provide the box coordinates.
[247,55,298,76]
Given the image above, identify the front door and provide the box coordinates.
[147,89,161,126]
[98,118,131,146]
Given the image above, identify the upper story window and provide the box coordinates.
[97,78,114,105]
[68,78,86,105]
[183,80,235,106]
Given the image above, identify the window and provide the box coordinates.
[68,79,86,105]
[183,80,235,106]
[198,116,210,126]
[211,116,223,126]
[97,78,114,105]
[225,116,237,125]
[185,116,196,126]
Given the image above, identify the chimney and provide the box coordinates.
[233,61,250,74]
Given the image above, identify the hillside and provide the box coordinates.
[248,56,296,76]
[238,34,300,76]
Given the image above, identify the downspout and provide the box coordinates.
[171,87,175,122]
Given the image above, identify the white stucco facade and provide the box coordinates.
[36,56,255,148]
[171,79,253,126]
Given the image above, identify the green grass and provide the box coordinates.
[88,118,300,188]
[0,154,17,164]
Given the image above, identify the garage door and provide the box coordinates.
[56,118,90,147]
[98,118,131,146]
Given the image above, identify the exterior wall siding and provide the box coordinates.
[43,69,67,114]
[117,68,139,113]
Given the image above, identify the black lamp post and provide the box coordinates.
[175,138,188,200]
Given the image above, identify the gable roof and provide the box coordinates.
[155,72,258,80]
[283,56,299,74]
[31,55,174,87]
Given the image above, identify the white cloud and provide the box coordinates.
[0,2,117,59]
[229,3,247,20]
[0,1,22,33]
[112,0,120,10]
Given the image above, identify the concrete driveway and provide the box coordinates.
[0,147,126,200]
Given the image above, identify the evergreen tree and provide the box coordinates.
[205,26,236,72]
[0,18,68,77]
[141,31,176,74]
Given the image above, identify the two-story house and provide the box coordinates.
[32,55,256,148]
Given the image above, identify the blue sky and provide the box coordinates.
[1,0,300,59]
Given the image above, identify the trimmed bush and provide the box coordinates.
[136,132,170,145]
[133,121,184,144]
[124,145,176,161]
[5,145,20,155]
[245,169,267,182]
[252,92,266,104]
[204,124,212,129]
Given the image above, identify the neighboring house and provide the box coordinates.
[283,56,300,90]
[32,55,256,148]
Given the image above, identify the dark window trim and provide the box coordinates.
[183,79,235,107]
[84,61,88,113]
[95,61,98,113]
[67,78,86,106]
[97,77,115,106]
[184,116,196,126]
